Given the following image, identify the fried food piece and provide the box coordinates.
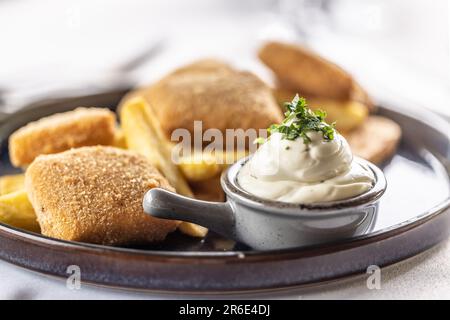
[273,88,369,132]
[9,107,116,167]
[0,174,25,195]
[120,97,193,197]
[177,149,248,182]
[120,98,207,237]
[25,146,179,245]
[0,190,39,232]
[259,41,373,109]
[120,59,283,142]
[178,153,222,182]
[0,174,38,232]
[119,59,234,113]
[312,99,368,133]
[345,116,402,164]
[177,221,208,238]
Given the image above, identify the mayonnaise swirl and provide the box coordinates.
[238,131,375,204]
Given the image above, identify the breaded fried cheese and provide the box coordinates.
[25,146,179,245]
[259,41,373,109]
[9,107,116,167]
[120,59,283,142]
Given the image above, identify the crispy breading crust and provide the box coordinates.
[25,146,179,245]
[259,41,374,109]
[120,59,283,142]
[9,107,116,167]
[345,116,402,164]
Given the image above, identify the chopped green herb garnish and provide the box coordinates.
[256,94,336,144]
[254,137,266,145]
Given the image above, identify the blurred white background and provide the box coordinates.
[0,0,449,116]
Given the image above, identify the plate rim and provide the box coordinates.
[1,197,449,262]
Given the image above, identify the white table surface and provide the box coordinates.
[0,0,449,299]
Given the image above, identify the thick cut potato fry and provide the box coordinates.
[178,154,221,182]
[273,88,368,132]
[120,97,207,237]
[307,98,368,133]
[121,98,192,195]
[177,149,249,182]
[177,221,208,238]
[0,189,39,232]
[0,174,25,195]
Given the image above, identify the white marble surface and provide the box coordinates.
[0,0,449,299]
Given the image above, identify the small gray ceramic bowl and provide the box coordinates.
[143,156,386,250]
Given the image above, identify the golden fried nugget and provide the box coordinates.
[25,146,179,245]
[120,59,283,142]
[259,41,373,109]
[9,107,116,167]
[345,116,402,164]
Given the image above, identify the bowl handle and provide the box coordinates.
[143,188,236,238]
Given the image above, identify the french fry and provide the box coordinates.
[178,153,221,182]
[0,174,25,195]
[177,220,208,238]
[0,189,39,232]
[120,97,193,196]
[307,98,368,133]
[120,97,207,237]
[177,149,249,182]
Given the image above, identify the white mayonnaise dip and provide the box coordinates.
[238,131,375,204]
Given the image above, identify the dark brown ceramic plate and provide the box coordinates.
[0,88,449,293]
